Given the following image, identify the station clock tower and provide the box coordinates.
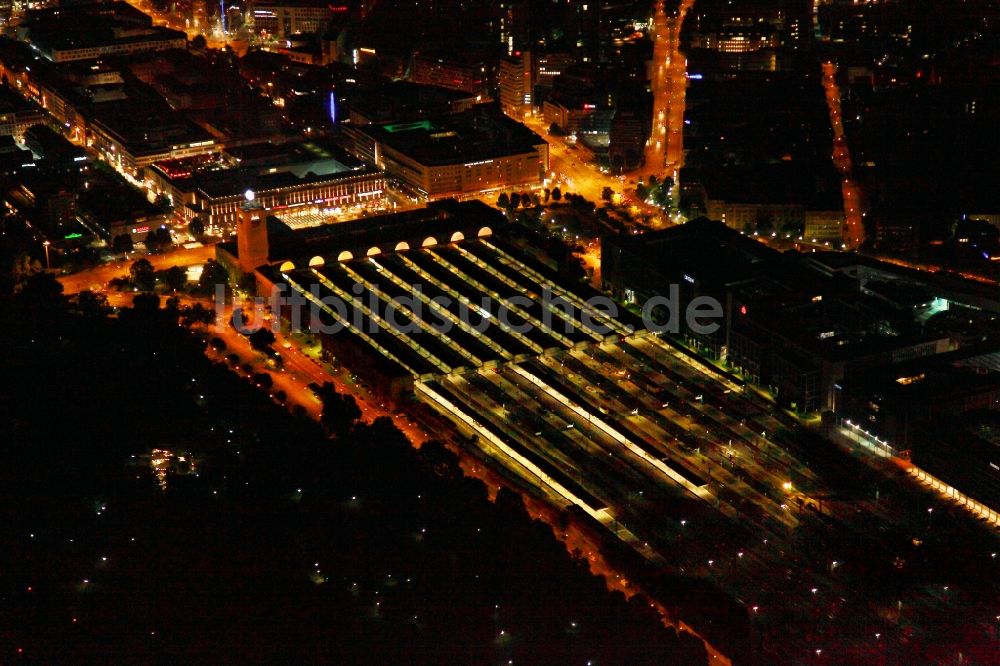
[236,189,269,275]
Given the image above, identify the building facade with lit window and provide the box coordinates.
[35,32,188,63]
[687,163,846,238]
[146,140,385,230]
[250,0,341,39]
[804,210,845,242]
[692,28,779,54]
[340,106,547,200]
[182,170,384,230]
[837,350,1000,449]
[0,85,45,140]
[542,98,613,134]
[603,219,956,413]
[498,52,533,119]
[535,53,574,88]
[16,2,187,63]
[89,112,217,179]
[409,52,491,97]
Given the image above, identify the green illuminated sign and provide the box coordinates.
[383,120,436,133]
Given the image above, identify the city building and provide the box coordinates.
[4,171,76,235]
[496,0,530,55]
[542,95,614,135]
[261,34,343,67]
[16,2,186,63]
[804,210,847,242]
[89,102,216,178]
[602,219,961,412]
[562,0,599,63]
[838,348,1000,450]
[346,81,480,126]
[818,0,911,48]
[409,52,490,97]
[685,164,845,237]
[498,52,533,119]
[687,0,810,50]
[0,44,127,136]
[23,123,86,167]
[219,198,500,286]
[127,50,227,112]
[534,52,574,91]
[249,0,342,40]
[146,138,385,231]
[690,26,780,54]
[0,83,45,139]
[340,105,547,201]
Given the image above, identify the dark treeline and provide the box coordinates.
[0,286,709,664]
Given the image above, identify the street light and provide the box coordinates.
[42,240,51,270]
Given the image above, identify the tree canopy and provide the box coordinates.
[130,258,155,292]
[188,217,206,238]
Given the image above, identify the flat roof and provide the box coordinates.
[223,138,365,177]
[689,162,844,211]
[22,2,184,56]
[845,345,1000,393]
[346,81,480,125]
[606,217,781,287]
[359,105,545,167]
[90,92,214,156]
[184,163,377,200]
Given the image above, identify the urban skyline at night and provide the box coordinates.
[2,1,1000,664]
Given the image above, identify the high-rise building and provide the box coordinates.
[236,190,270,275]
[564,0,600,63]
[534,52,574,88]
[497,0,530,55]
[498,52,533,119]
